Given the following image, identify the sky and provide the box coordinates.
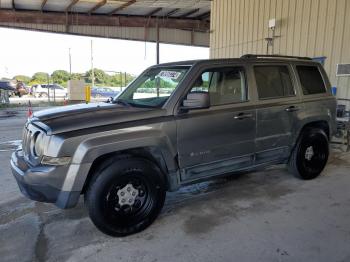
[0,27,209,78]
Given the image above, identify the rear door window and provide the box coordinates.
[254,66,295,99]
[296,66,326,95]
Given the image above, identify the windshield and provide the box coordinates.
[114,66,190,108]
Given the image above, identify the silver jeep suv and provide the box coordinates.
[11,55,336,236]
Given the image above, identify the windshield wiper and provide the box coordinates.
[114,98,159,108]
[114,99,132,107]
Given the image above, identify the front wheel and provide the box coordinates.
[40,92,48,98]
[85,156,166,237]
[288,128,329,180]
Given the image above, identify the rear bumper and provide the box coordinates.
[10,149,80,209]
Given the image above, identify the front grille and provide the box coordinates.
[22,127,31,160]
[21,123,43,165]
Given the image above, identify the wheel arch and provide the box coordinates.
[81,146,177,194]
[299,120,330,139]
[292,120,330,151]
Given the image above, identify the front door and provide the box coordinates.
[176,66,256,182]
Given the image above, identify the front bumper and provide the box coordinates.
[10,149,80,209]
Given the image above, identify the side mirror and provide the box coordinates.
[180,92,210,110]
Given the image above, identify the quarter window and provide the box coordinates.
[254,66,295,99]
[189,67,247,106]
[296,66,326,95]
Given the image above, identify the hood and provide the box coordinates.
[31,102,167,134]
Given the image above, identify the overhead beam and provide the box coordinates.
[166,8,180,17]
[0,10,210,32]
[65,0,79,12]
[41,0,48,11]
[108,0,136,16]
[180,9,200,18]
[88,0,107,15]
[146,7,162,17]
[196,11,210,20]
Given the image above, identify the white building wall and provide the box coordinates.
[210,0,350,102]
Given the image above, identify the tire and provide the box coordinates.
[85,156,166,237]
[288,128,329,180]
[40,92,48,98]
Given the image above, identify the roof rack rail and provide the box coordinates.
[240,54,312,60]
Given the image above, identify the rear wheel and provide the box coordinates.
[288,128,329,180]
[40,92,48,98]
[85,156,166,237]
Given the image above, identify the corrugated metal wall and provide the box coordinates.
[210,0,350,101]
[0,22,209,47]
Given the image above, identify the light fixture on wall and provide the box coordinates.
[265,18,279,55]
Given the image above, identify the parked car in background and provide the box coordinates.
[0,80,28,97]
[32,84,67,98]
[0,80,16,103]
[15,82,29,97]
[91,87,120,98]
[0,80,16,96]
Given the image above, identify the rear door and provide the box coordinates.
[253,63,301,164]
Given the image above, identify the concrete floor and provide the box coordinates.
[1,110,350,262]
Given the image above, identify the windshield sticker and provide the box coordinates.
[157,71,181,79]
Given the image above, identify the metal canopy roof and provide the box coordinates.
[1,0,210,18]
[0,0,210,46]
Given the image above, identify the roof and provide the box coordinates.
[0,0,210,18]
[0,0,211,46]
[155,55,316,67]
[0,0,210,22]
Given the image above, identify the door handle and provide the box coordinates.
[234,113,253,120]
[285,106,299,112]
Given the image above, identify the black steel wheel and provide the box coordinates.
[85,156,166,237]
[288,128,329,180]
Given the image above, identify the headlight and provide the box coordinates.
[33,132,44,157]
[41,156,71,166]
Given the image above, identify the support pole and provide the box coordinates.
[91,40,94,89]
[68,48,72,79]
[156,20,160,64]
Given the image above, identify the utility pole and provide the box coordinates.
[120,71,122,88]
[156,19,160,64]
[91,40,94,88]
[68,48,72,79]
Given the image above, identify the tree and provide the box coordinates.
[71,73,83,80]
[83,69,135,87]
[51,70,70,86]
[31,72,50,84]
[110,74,122,87]
[85,68,110,85]
[110,72,135,87]
[13,75,31,84]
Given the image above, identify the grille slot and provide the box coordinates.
[22,127,31,159]
[21,124,43,165]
